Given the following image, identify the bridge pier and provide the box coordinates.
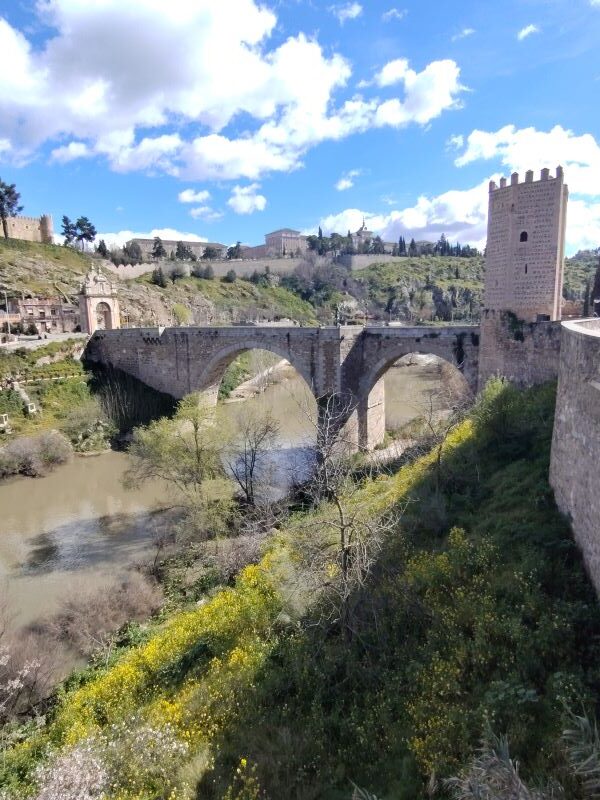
[357,377,386,451]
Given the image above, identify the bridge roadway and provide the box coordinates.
[85,324,480,451]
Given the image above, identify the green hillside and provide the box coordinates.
[0,239,318,326]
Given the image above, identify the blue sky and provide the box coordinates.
[0,0,599,254]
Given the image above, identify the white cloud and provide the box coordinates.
[227,183,267,214]
[374,60,464,126]
[189,205,223,222]
[318,178,491,249]
[452,27,475,41]
[50,141,91,163]
[374,58,411,87]
[454,124,600,196]
[382,8,407,21]
[517,24,539,40]
[450,124,600,253]
[178,188,211,204]
[335,169,361,191]
[0,3,466,182]
[330,3,363,23]
[94,228,209,249]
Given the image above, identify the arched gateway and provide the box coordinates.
[85,324,480,451]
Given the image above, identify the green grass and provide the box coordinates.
[0,238,93,297]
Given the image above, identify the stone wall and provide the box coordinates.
[6,214,53,244]
[336,254,409,271]
[103,257,305,281]
[478,310,561,388]
[550,319,600,594]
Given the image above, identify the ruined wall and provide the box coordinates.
[478,310,561,388]
[6,214,53,244]
[550,320,600,594]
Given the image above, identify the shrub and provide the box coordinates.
[151,266,168,288]
[41,573,163,657]
[0,430,72,478]
[223,269,237,283]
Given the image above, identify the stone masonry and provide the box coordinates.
[85,324,479,450]
[5,214,53,244]
[550,320,600,594]
[479,167,568,389]
[485,167,567,322]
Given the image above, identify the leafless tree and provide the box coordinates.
[293,392,400,642]
[225,409,280,506]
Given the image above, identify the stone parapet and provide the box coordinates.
[550,319,600,594]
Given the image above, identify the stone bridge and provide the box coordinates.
[85,324,480,450]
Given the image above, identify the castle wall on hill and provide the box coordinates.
[6,214,53,244]
[102,257,305,280]
[550,319,600,594]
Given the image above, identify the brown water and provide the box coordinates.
[0,363,442,630]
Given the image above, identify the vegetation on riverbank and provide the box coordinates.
[1,378,598,799]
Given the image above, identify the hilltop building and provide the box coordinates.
[5,214,53,244]
[350,218,374,251]
[242,229,309,259]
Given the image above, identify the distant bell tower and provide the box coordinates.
[485,167,568,322]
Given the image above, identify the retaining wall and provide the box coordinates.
[550,319,600,593]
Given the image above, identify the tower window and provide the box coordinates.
[520,231,528,243]
[525,263,528,274]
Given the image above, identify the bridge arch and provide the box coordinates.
[193,339,317,406]
[356,343,472,451]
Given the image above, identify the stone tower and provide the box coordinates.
[485,166,568,322]
[39,214,53,244]
[78,266,121,335]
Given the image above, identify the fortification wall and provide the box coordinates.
[550,319,600,594]
[478,310,561,388]
[6,214,53,244]
[103,257,304,281]
[337,254,407,271]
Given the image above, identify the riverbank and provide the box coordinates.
[1,380,597,800]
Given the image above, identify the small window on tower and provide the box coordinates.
[525,264,528,274]
[520,231,528,242]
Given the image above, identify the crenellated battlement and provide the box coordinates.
[489,165,564,192]
[6,213,54,244]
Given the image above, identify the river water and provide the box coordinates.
[0,363,443,630]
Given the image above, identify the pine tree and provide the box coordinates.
[75,216,97,251]
[96,239,109,258]
[152,237,167,259]
[61,215,77,246]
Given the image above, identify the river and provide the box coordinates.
[0,362,444,631]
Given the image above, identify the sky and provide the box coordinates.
[0,0,599,255]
